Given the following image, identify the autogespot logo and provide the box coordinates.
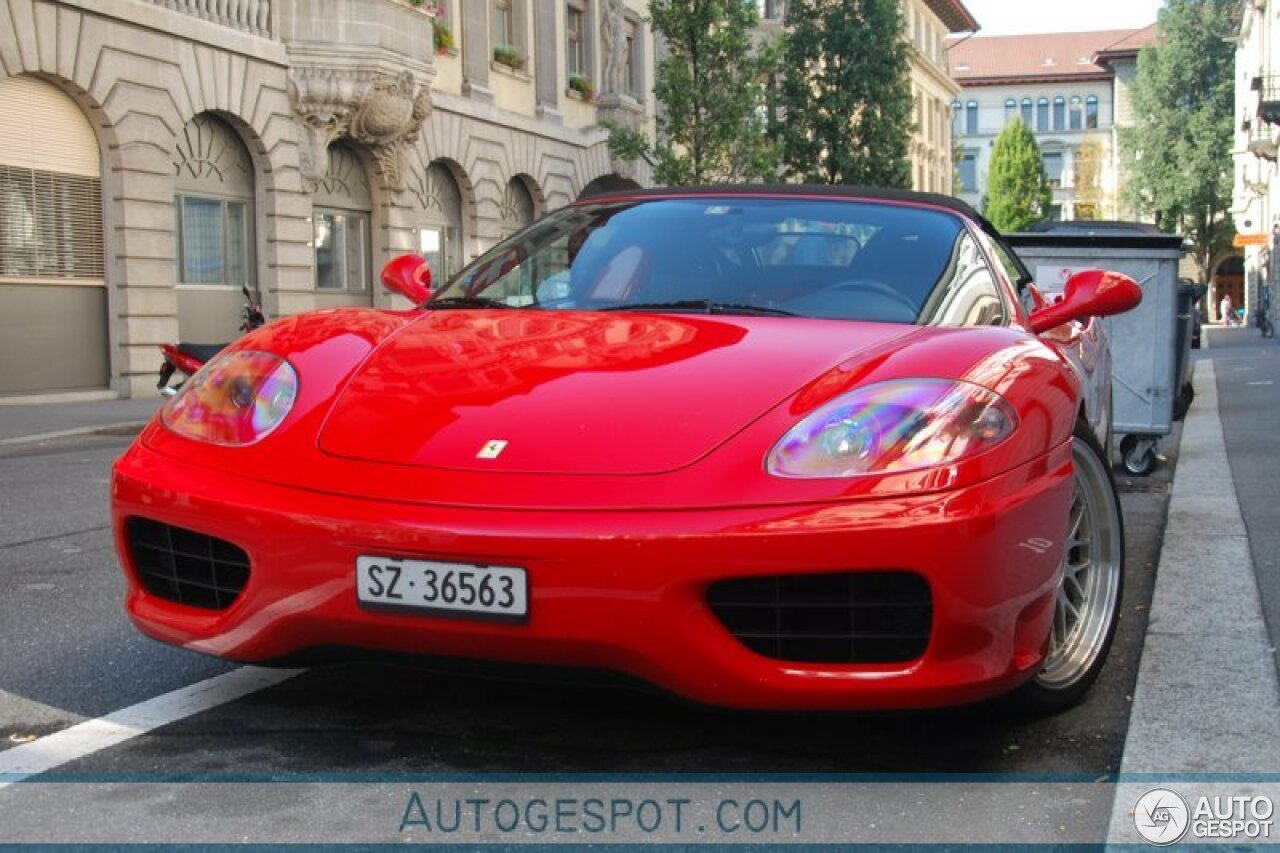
[1134,788,1191,845]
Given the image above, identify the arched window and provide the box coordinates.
[0,75,107,392]
[499,177,536,238]
[1085,95,1100,129]
[173,114,256,342]
[1037,97,1050,132]
[952,100,963,136]
[1069,95,1083,130]
[1021,97,1033,126]
[966,101,979,136]
[417,162,464,280]
[1053,96,1066,130]
[313,142,372,299]
[1004,98,1016,124]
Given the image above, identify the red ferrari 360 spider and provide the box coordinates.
[112,187,1141,712]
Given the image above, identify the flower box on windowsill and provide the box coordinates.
[492,46,525,72]
[490,61,531,82]
[566,74,596,102]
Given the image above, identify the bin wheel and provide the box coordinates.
[1119,434,1156,476]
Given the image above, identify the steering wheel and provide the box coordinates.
[823,279,920,317]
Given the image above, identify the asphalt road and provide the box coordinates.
[1203,327,1280,686]
[0,426,1173,781]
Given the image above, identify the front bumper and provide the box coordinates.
[111,441,1073,710]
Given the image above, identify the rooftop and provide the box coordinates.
[949,25,1157,85]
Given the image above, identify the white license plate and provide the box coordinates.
[356,556,528,619]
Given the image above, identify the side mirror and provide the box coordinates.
[1027,269,1142,334]
[380,254,432,304]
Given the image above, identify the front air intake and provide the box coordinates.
[706,571,931,664]
[125,517,250,610]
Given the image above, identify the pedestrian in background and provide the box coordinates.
[1221,293,1235,326]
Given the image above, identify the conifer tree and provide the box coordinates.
[984,118,1053,232]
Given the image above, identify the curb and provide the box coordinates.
[0,421,148,448]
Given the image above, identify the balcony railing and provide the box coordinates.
[151,0,273,38]
[1256,75,1280,125]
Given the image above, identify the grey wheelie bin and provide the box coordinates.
[1006,224,1185,476]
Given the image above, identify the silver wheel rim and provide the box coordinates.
[1036,437,1122,690]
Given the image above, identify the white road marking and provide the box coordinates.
[0,667,299,789]
[1248,380,1274,386]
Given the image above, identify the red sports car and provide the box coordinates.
[112,187,1141,712]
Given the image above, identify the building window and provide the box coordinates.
[1037,97,1049,132]
[493,0,514,49]
[1043,151,1064,188]
[1053,96,1066,130]
[624,17,641,95]
[1004,98,1016,124]
[1085,95,1099,129]
[0,166,104,280]
[1070,96,1083,130]
[312,143,372,295]
[313,211,370,292]
[566,1,586,78]
[1021,97,1033,126]
[966,101,979,136]
[759,0,786,18]
[957,151,978,192]
[175,195,249,286]
[952,100,963,136]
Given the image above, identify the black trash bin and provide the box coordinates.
[1173,279,1205,421]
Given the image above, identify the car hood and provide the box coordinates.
[317,310,919,475]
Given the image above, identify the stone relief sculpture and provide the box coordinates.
[289,69,431,191]
[600,0,627,95]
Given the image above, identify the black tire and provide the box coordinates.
[1014,422,1125,714]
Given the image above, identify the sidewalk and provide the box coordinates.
[1107,350,1280,844]
[0,396,160,445]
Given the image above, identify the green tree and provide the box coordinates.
[777,0,913,187]
[605,0,779,185]
[984,118,1053,231]
[1121,0,1235,278]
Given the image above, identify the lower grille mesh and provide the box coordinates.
[125,517,250,610]
[706,572,931,664]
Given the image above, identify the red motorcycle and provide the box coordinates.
[157,284,265,396]
[156,260,431,396]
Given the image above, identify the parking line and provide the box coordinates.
[0,667,300,788]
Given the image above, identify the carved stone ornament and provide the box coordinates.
[289,68,431,190]
[600,0,627,96]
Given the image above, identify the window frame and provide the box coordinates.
[965,101,979,136]
[1085,95,1100,129]
[1020,97,1033,126]
[566,0,587,79]
[174,192,251,288]
[312,207,371,293]
[1053,96,1066,130]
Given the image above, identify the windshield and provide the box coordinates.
[430,197,978,325]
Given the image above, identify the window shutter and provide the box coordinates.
[0,76,100,177]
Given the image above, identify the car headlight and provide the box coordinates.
[766,379,1017,478]
[162,351,298,446]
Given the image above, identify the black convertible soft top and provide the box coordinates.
[576,183,986,225]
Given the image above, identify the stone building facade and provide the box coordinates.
[949,26,1156,220]
[0,0,654,397]
[1233,0,1277,327]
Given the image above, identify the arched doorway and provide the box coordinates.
[0,75,107,394]
[173,114,257,343]
[1213,254,1245,323]
[313,142,374,306]
[578,173,641,200]
[415,161,465,283]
